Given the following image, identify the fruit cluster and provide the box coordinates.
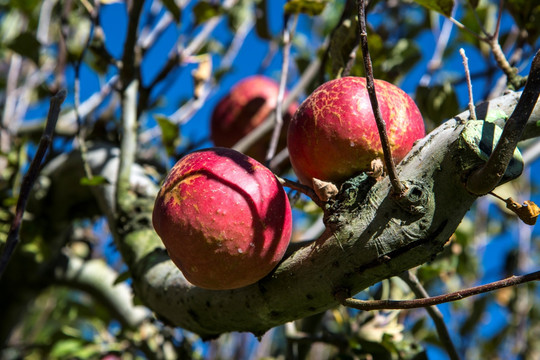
[152,76,425,290]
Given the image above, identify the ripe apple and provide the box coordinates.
[152,147,292,290]
[211,75,298,163]
[287,76,425,186]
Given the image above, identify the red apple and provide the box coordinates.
[287,76,425,186]
[211,75,298,163]
[152,147,292,290]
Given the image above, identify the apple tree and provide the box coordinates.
[1,0,540,359]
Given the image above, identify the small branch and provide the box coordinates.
[335,269,540,311]
[117,80,139,211]
[466,50,540,195]
[399,271,460,360]
[0,89,67,279]
[276,176,323,208]
[266,14,298,164]
[356,0,404,195]
[459,48,476,120]
[489,37,522,89]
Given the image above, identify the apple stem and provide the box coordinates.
[276,176,324,208]
[459,48,477,121]
[0,89,67,280]
[356,0,405,196]
[466,49,540,195]
[266,14,299,166]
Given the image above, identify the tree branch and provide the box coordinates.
[466,49,540,195]
[54,254,148,328]
[335,270,540,311]
[399,271,460,360]
[28,91,539,339]
[356,0,404,195]
[266,14,298,164]
[0,89,67,279]
[120,0,144,88]
[117,80,139,213]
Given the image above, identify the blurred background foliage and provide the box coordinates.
[0,0,540,359]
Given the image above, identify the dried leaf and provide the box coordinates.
[367,158,384,180]
[504,197,540,225]
[312,178,338,202]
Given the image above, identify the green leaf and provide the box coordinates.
[155,114,180,157]
[329,16,358,79]
[413,0,454,17]
[193,1,222,26]
[7,32,40,64]
[415,82,459,127]
[228,0,251,31]
[113,270,131,285]
[506,0,540,45]
[468,0,480,8]
[6,0,41,15]
[284,0,330,16]
[162,0,181,22]
[255,0,271,39]
[50,339,85,358]
[80,175,109,186]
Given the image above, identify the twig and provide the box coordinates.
[487,0,523,89]
[459,48,476,120]
[266,14,298,164]
[356,0,405,195]
[399,271,460,360]
[466,49,540,195]
[276,176,323,208]
[0,89,67,279]
[335,269,540,310]
[117,80,139,211]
